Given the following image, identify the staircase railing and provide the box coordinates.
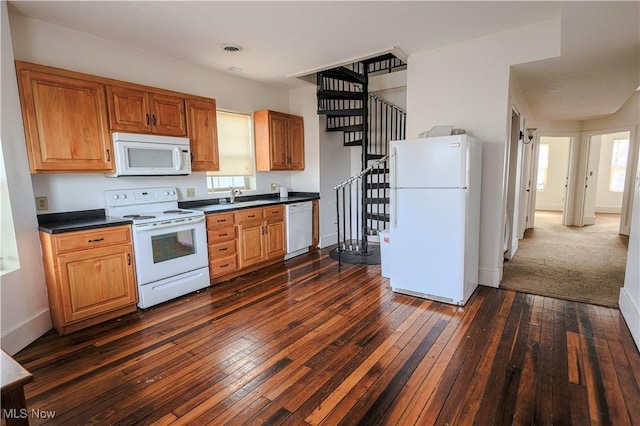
[334,154,391,260]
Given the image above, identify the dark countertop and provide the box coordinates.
[37,192,320,234]
[38,210,132,234]
[179,192,319,214]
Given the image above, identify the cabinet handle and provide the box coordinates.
[219,247,228,251]
[146,113,150,125]
[127,253,131,265]
[191,153,194,164]
[152,114,157,126]
[106,149,111,162]
[220,263,229,268]
[88,238,105,243]
[216,219,226,223]
[248,214,256,218]
[219,233,228,237]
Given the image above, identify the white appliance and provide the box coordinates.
[285,201,312,260]
[105,187,210,308]
[385,135,482,305]
[107,132,191,177]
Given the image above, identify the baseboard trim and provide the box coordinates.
[619,288,640,351]
[319,233,338,249]
[479,266,501,288]
[1,309,52,355]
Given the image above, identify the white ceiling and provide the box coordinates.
[7,1,639,122]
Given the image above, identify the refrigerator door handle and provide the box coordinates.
[392,147,398,228]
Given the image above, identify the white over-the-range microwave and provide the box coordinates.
[107,132,191,177]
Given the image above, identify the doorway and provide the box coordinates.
[501,129,635,306]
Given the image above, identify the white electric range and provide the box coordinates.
[105,187,210,308]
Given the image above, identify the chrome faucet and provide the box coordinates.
[229,187,242,203]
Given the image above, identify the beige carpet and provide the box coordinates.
[500,211,629,308]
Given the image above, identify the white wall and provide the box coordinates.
[535,137,571,211]
[9,13,302,213]
[620,146,640,350]
[319,116,351,247]
[1,3,52,355]
[289,85,321,193]
[406,18,561,287]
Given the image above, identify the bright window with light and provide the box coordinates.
[536,143,549,191]
[207,111,254,193]
[609,138,629,192]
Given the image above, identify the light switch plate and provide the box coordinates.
[186,188,196,197]
[36,196,49,211]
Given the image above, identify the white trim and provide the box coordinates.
[1,309,51,356]
[619,287,640,351]
[479,266,501,288]
[319,233,338,249]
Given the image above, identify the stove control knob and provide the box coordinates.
[121,194,127,199]
[169,190,176,195]
[113,194,120,200]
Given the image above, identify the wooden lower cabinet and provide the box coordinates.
[206,213,238,279]
[206,206,286,284]
[39,225,138,335]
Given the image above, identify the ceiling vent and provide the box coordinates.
[220,43,244,53]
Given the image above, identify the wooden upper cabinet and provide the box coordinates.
[255,110,305,171]
[16,64,113,173]
[186,99,219,171]
[107,85,186,136]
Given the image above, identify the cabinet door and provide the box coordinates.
[265,220,286,259]
[18,69,113,172]
[58,245,137,323]
[150,93,186,136]
[269,113,290,170]
[187,99,219,171]
[237,221,265,268]
[287,116,305,170]
[107,85,152,133]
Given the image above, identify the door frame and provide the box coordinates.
[504,107,522,260]
[581,125,638,235]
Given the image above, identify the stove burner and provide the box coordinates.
[163,210,189,214]
[123,214,156,220]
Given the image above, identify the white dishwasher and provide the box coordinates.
[285,201,313,260]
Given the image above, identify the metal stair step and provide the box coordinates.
[365,182,390,190]
[366,197,390,204]
[327,124,364,132]
[319,66,366,84]
[365,212,390,222]
[317,109,365,117]
[317,90,363,101]
[343,140,362,147]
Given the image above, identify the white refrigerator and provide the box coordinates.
[385,134,482,305]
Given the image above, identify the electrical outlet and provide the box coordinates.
[186,187,196,197]
[36,196,49,211]
[270,183,278,191]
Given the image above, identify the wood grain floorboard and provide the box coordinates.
[8,248,640,425]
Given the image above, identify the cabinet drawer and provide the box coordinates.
[263,205,284,221]
[209,240,236,258]
[209,255,238,278]
[54,226,131,253]
[207,225,235,243]
[236,208,262,225]
[206,212,235,228]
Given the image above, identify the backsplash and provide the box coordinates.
[30,171,297,213]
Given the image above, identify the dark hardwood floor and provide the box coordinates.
[9,248,640,425]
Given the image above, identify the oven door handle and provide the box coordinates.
[135,215,205,232]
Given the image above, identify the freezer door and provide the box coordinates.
[389,188,466,303]
[390,136,468,189]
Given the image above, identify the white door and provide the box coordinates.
[582,136,602,226]
[391,137,467,188]
[390,188,466,302]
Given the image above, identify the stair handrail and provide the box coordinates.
[368,94,406,114]
[333,153,391,190]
